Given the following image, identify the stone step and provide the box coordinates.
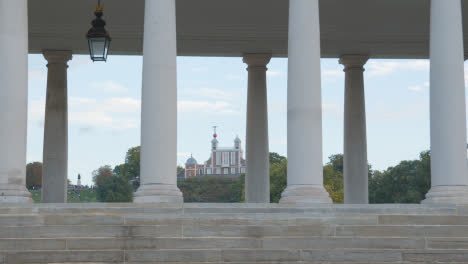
[3,237,468,251]
[4,249,468,263]
[0,204,467,263]
[0,203,460,216]
[2,212,468,227]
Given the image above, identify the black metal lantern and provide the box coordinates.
[86,0,111,62]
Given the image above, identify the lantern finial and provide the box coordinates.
[86,0,111,62]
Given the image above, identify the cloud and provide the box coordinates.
[68,96,141,130]
[180,87,233,100]
[68,55,93,70]
[408,85,423,92]
[408,81,429,92]
[178,100,239,115]
[464,67,468,87]
[267,70,282,77]
[29,70,47,82]
[191,67,208,73]
[322,103,343,120]
[367,60,429,77]
[368,103,427,121]
[323,70,343,77]
[226,74,243,80]
[101,98,140,114]
[89,81,128,93]
[28,98,45,127]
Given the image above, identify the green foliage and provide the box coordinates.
[270,152,286,165]
[114,146,141,189]
[369,151,431,204]
[96,176,133,202]
[178,176,244,203]
[26,162,43,189]
[270,157,287,203]
[177,166,184,173]
[67,189,99,203]
[323,154,344,203]
[92,165,114,186]
[268,153,346,204]
[29,189,98,203]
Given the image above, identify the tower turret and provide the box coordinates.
[211,126,219,150]
[234,135,241,149]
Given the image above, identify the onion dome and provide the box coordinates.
[186,154,197,165]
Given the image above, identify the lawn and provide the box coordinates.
[29,189,98,203]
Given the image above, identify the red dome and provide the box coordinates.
[213,133,217,138]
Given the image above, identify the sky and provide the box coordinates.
[26,54,468,186]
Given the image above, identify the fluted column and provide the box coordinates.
[42,50,72,203]
[423,0,468,204]
[280,0,332,204]
[340,55,369,204]
[243,54,271,203]
[134,0,183,203]
[0,0,32,203]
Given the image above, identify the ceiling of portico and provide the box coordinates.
[28,0,468,58]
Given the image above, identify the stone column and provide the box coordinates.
[0,0,32,203]
[280,0,332,204]
[340,55,369,204]
[423,0,468,204]
[134,0,183,203]
[243,54,271,203]
[41,50,72,203]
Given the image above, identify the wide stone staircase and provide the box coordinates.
[0,203,468,263]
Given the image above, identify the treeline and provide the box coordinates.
[27,146,432,204]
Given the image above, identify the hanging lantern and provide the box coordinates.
[86,0,111,62]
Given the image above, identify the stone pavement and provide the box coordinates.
[0,203,467,263]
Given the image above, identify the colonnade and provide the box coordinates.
[1,0,467,204]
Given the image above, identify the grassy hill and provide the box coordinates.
[29,189,98,203]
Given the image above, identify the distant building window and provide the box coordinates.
[241,168,245,173]
[222,152,229,166]
[216,152,221,165]
[188,171,192,177]
[224,168,229,174]
[230,152,235,165]
[231,168,235,174]
[207,168,212,174]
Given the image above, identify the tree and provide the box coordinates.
[369,150,431,204]
[177,166,185,173]
[270,152,286,165]
[270,154,287,203]
[92,165,114,186]
[114,146,140,182]
[269,153,346,203]
[178,176,244,202]
[26,162,42,189]
[323,154,344,203]
[96,176,133,202]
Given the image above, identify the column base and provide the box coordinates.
[134,183,183,203]
[422,185,468,205]
[0,184,32,203]
[279,184,332,204]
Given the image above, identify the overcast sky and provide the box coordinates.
[26,55,468,185]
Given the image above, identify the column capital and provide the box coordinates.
[242,53,272,68]
[339,55,369,71]
[42,50,72,64]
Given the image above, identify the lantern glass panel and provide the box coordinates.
[88,37,110,61]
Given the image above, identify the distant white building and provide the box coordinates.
[185,129,246,179]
